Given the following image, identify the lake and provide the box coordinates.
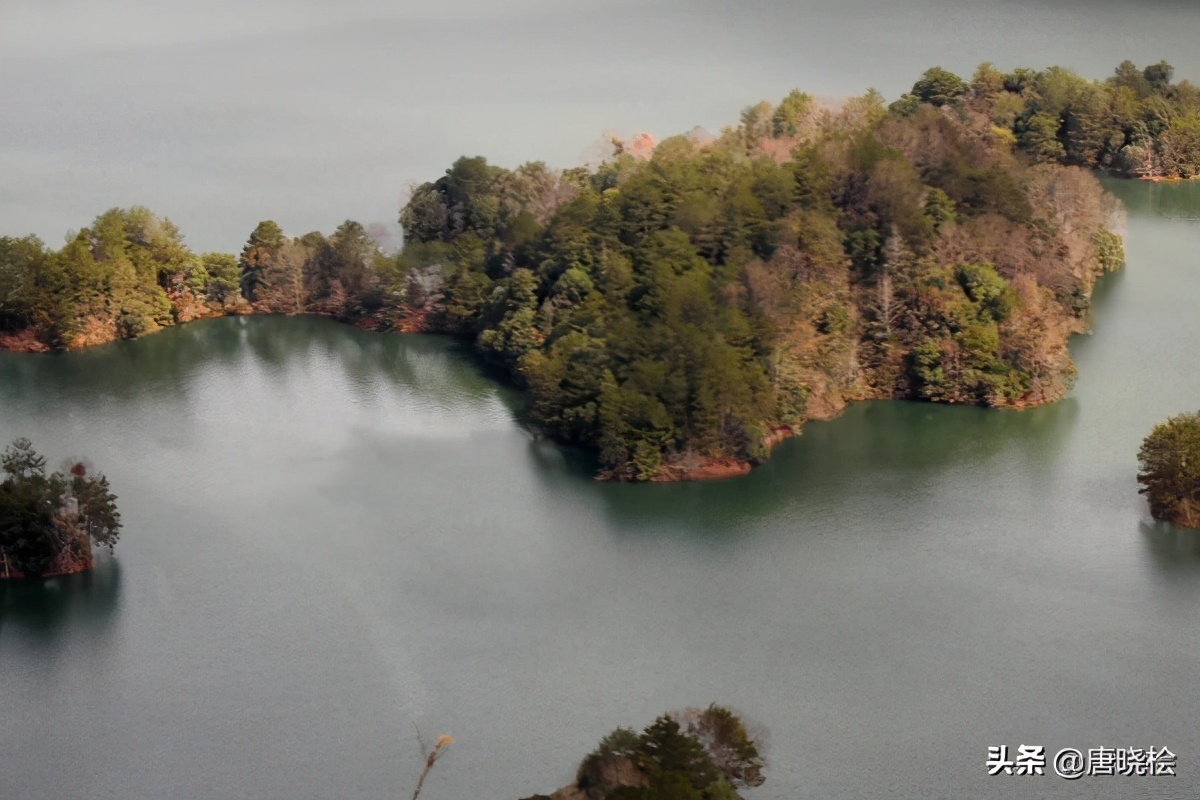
[5,0,1200,253]
[1,179,1198,799]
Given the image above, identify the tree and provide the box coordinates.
[1138,412,1200,528]
[71,468,121,550]
[0,236,55,332]
[306,220,380,315]
[911,67,969,107]
[568,706,764,800]
[0,473,60,577]
[671,705,766,789]
[1,437,46,480]
[771,90,815,138]
[1,439,121,577]
[239,220,286,301]
[1144,60,1174,92]
[1110,59,1150,98]
[202,253,242,306]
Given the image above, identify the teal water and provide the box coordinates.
[2,180,1199,799]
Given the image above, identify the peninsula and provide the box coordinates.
[5,60,1194,481]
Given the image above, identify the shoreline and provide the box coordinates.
[0,306,1094,484]
[1,547,93,581]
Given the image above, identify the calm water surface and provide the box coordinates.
[5,0,1200,252]
[2,180,1200,799]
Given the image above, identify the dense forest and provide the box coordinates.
[0,438,120,578]
[4,60,1186,479]
[899,60,1200,178]
[392,62,1135,479]
[0,209,400,352]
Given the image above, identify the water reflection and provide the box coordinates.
[0,315,247,409]
[1103,177,1200,222]
[1085,263,1126,327]
[523,396,1083,540]
[0,315,527,420]
[1140,520,1200,569]
[0,557,123,645]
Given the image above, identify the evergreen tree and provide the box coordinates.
[1138,412,1200,527]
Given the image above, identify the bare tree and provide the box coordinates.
[411,730,454,800]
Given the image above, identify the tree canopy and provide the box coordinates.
[0,207,243,348]
[394,64,1127,479]
[0,438,120,577]
[921,59,1200,178]
[1137,412,1200,527]
[569,705,764,800]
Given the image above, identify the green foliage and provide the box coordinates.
[673,704,765,789]
[386,64,1134,477]
[202,253,241,305]
[234,219,390,317]
[0,235,58,333]
[72,470,121,550]
[943,59,1200,177]
[0,471,61,576]
[817,303,853,335]
[923,188,958,229]
[0,438,121,577]
[955,263,1016,322]
[240,220,285,301]
[905,263,1032,405]
[1096,230,1126,273]
[1,208,241,348]
[577,706,763,800]
[399,156,517,243]
[911,67,969,107]
[1138,412,1200,527]
[771,90,815,138]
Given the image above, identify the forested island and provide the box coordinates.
[520,705,765,800]
[4,60,1196,480]
[0,439,120,578]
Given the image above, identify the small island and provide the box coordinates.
[1138,412,1200,528]
[0,438,120,578]
[4,60,1197,481]
[521,705,765,800]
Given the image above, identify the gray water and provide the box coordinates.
[2,180,1199,800]
[4,0,1200,252]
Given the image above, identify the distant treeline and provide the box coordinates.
[894,59,1200,179]
[3,61,1171,479]
[0,209,404,350]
